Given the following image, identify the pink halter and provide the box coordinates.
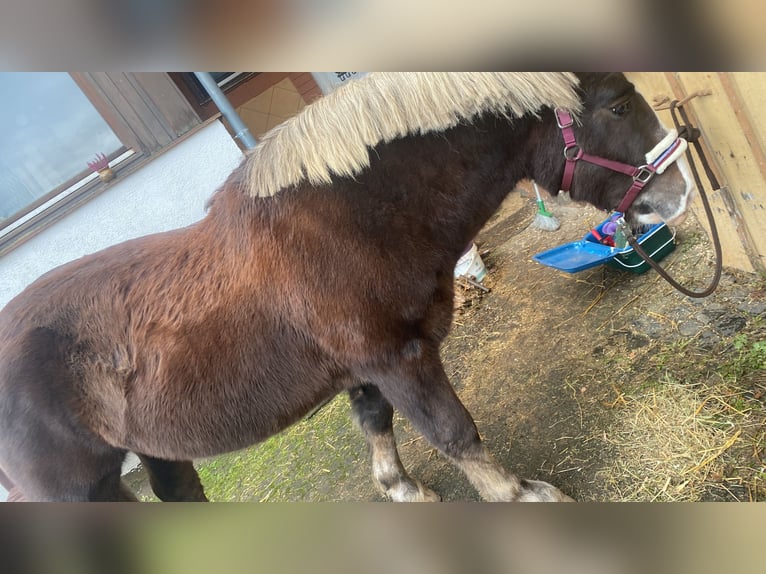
[555,109,688,214]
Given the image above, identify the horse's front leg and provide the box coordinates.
[367,343,573,502]
[137,455,208,501]
[349,383,440,502]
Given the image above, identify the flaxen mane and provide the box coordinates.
[244,72,583,197]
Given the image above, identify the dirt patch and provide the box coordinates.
[125,189,765,502]
[435,190,765,501]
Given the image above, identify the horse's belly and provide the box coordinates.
[122,363,345,460]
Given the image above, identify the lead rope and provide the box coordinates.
[619,99,723,298]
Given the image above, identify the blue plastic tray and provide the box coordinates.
[532,240,616,273]
[533,221,673,274]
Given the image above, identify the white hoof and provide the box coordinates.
[385,479,441,502]
[516,479,574,502]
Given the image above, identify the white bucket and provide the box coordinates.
[454,243,487,282]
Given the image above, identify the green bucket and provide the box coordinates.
[607,223,676,274]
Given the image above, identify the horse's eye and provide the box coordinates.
[611,101,631,117]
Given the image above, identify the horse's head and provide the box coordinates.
[537,72,695,227]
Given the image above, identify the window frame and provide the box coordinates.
[0,72,203,256]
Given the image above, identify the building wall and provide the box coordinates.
[0,120,244,310]
[235,76,309,138]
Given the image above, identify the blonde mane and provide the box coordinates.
[243,73,582,197]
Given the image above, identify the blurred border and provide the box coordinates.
[0,1,763,572]
[1,0,760,70]
[0,503,764,574]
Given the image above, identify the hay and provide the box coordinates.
[598,379,748,501]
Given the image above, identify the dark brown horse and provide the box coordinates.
[0,73,693,501]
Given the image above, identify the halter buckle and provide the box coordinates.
[555,109,574,129]
[634,166,654,184]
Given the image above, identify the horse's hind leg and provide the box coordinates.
[1,446,137,501]
[370,346,572,502]
[137,455,208,501]
[349,384,440,502]
[0,327,139,501]
[1,408,137,500]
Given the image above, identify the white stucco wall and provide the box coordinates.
[0,120,244,309]
[0,119,243,501]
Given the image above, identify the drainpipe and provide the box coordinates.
[193,72,257,150]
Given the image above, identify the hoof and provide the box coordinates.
[516,479,574,502]
[385,479,442,502]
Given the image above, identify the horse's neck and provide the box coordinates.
[404,114,537,254]
[211,113,544,263]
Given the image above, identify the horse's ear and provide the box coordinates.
[572,73,598,86]
[575,72,613,84]
[572,73,634,108]
[571,73,597,101]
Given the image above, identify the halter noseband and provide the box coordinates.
[555,109,688,214]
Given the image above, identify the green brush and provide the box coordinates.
[531,180,560,231]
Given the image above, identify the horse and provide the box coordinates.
[0,73,693,502]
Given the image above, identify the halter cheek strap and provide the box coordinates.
[555,108,688,214]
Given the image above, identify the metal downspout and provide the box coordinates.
[193,72,257,150]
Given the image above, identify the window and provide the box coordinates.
[0,72,201,253]
[0,73,124,223]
